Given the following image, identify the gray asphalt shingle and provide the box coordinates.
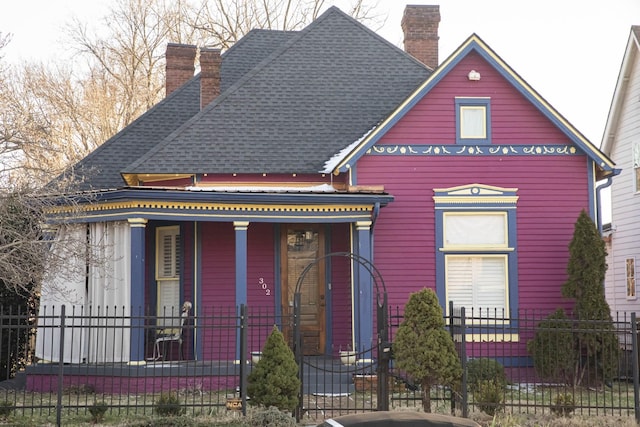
[67,7,430,189]
[64,29,295,191]
[125,7,430,176]
[66,76,201,191]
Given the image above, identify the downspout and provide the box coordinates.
[596,169,621,234]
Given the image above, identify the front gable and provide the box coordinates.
[334,34,615,178]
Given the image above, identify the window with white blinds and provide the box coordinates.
[446,255,508,316]
[156,226,180,319]
[434,184,518,331]
[442,213,511,317]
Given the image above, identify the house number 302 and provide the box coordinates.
[258,278,271,296]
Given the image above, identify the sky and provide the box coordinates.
[1,0,638,221]
[1,0,638,146]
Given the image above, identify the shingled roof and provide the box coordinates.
[67,76,201,191]
[124,7,430,176]
[65,29,297,191]
[69,6,430,190]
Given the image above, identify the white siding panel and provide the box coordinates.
[607,51,640,314]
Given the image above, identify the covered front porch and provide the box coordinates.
[39,187,392,365]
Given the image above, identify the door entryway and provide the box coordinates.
[281,225,326,355]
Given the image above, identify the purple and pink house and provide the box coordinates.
[36,5,616,369]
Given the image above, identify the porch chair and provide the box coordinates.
[152,301,192,361]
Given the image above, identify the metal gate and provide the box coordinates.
[292,252,390,420]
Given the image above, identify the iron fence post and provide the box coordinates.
[239,304,248,416]
[294,292,303,422]
[56,305,65,427]
[631,312,639,423]
[377,292,389,411]
[460,306,468,418]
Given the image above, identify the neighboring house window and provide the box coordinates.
[156,226,181,325]
[455,97,491,144]
[626,258,636,299]
[434,185,518,322]
[633,143,640,192]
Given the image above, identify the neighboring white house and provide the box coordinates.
[601,26,640,318]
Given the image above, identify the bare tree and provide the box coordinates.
[2,1,382,187]
[191,0,382,49]
[0,183,95,296]
[0,0,384,297]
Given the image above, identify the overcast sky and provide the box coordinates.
[1,0,637,147]
[1,0,637,222]
[1,0,638,146]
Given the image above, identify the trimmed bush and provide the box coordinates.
[551,392,575,416]
[475,379,504,416]
[247,405,297,426]
[466,358,507,393]
[88,400,109,423]
[247,325,300,412]
[393,288,462,413]
[527,309,576,384]
[154,393,183,417]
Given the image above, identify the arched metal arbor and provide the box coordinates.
[293,251,392,412]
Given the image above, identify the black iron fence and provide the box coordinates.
[0,304,639,425]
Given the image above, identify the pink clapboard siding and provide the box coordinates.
[199,222,237,360]
[380,51,569,145]
[246,223,277,354]
[357,154,589,313]
[198,222,278,359]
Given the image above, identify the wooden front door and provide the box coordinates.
[281,225,326,355]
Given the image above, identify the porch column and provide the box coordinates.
[234,221,249,307]
[356,220,373,361]
[234,221,249,361]
[128,218,147,365]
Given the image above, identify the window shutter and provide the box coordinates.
[156,227,181,322]
[157,227,180,279]
[174,234,180,276]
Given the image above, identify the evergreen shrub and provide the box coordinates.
[247,325,300,412]
[466,358,507,393]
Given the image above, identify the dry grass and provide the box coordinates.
[472,412,638,427]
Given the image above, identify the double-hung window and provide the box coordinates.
[434,184,518,321]
[456,97,491,144]
[156,226,181,326]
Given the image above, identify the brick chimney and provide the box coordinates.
[165,43,197,96]
[199,47,222,109]
[401,5,440,69]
